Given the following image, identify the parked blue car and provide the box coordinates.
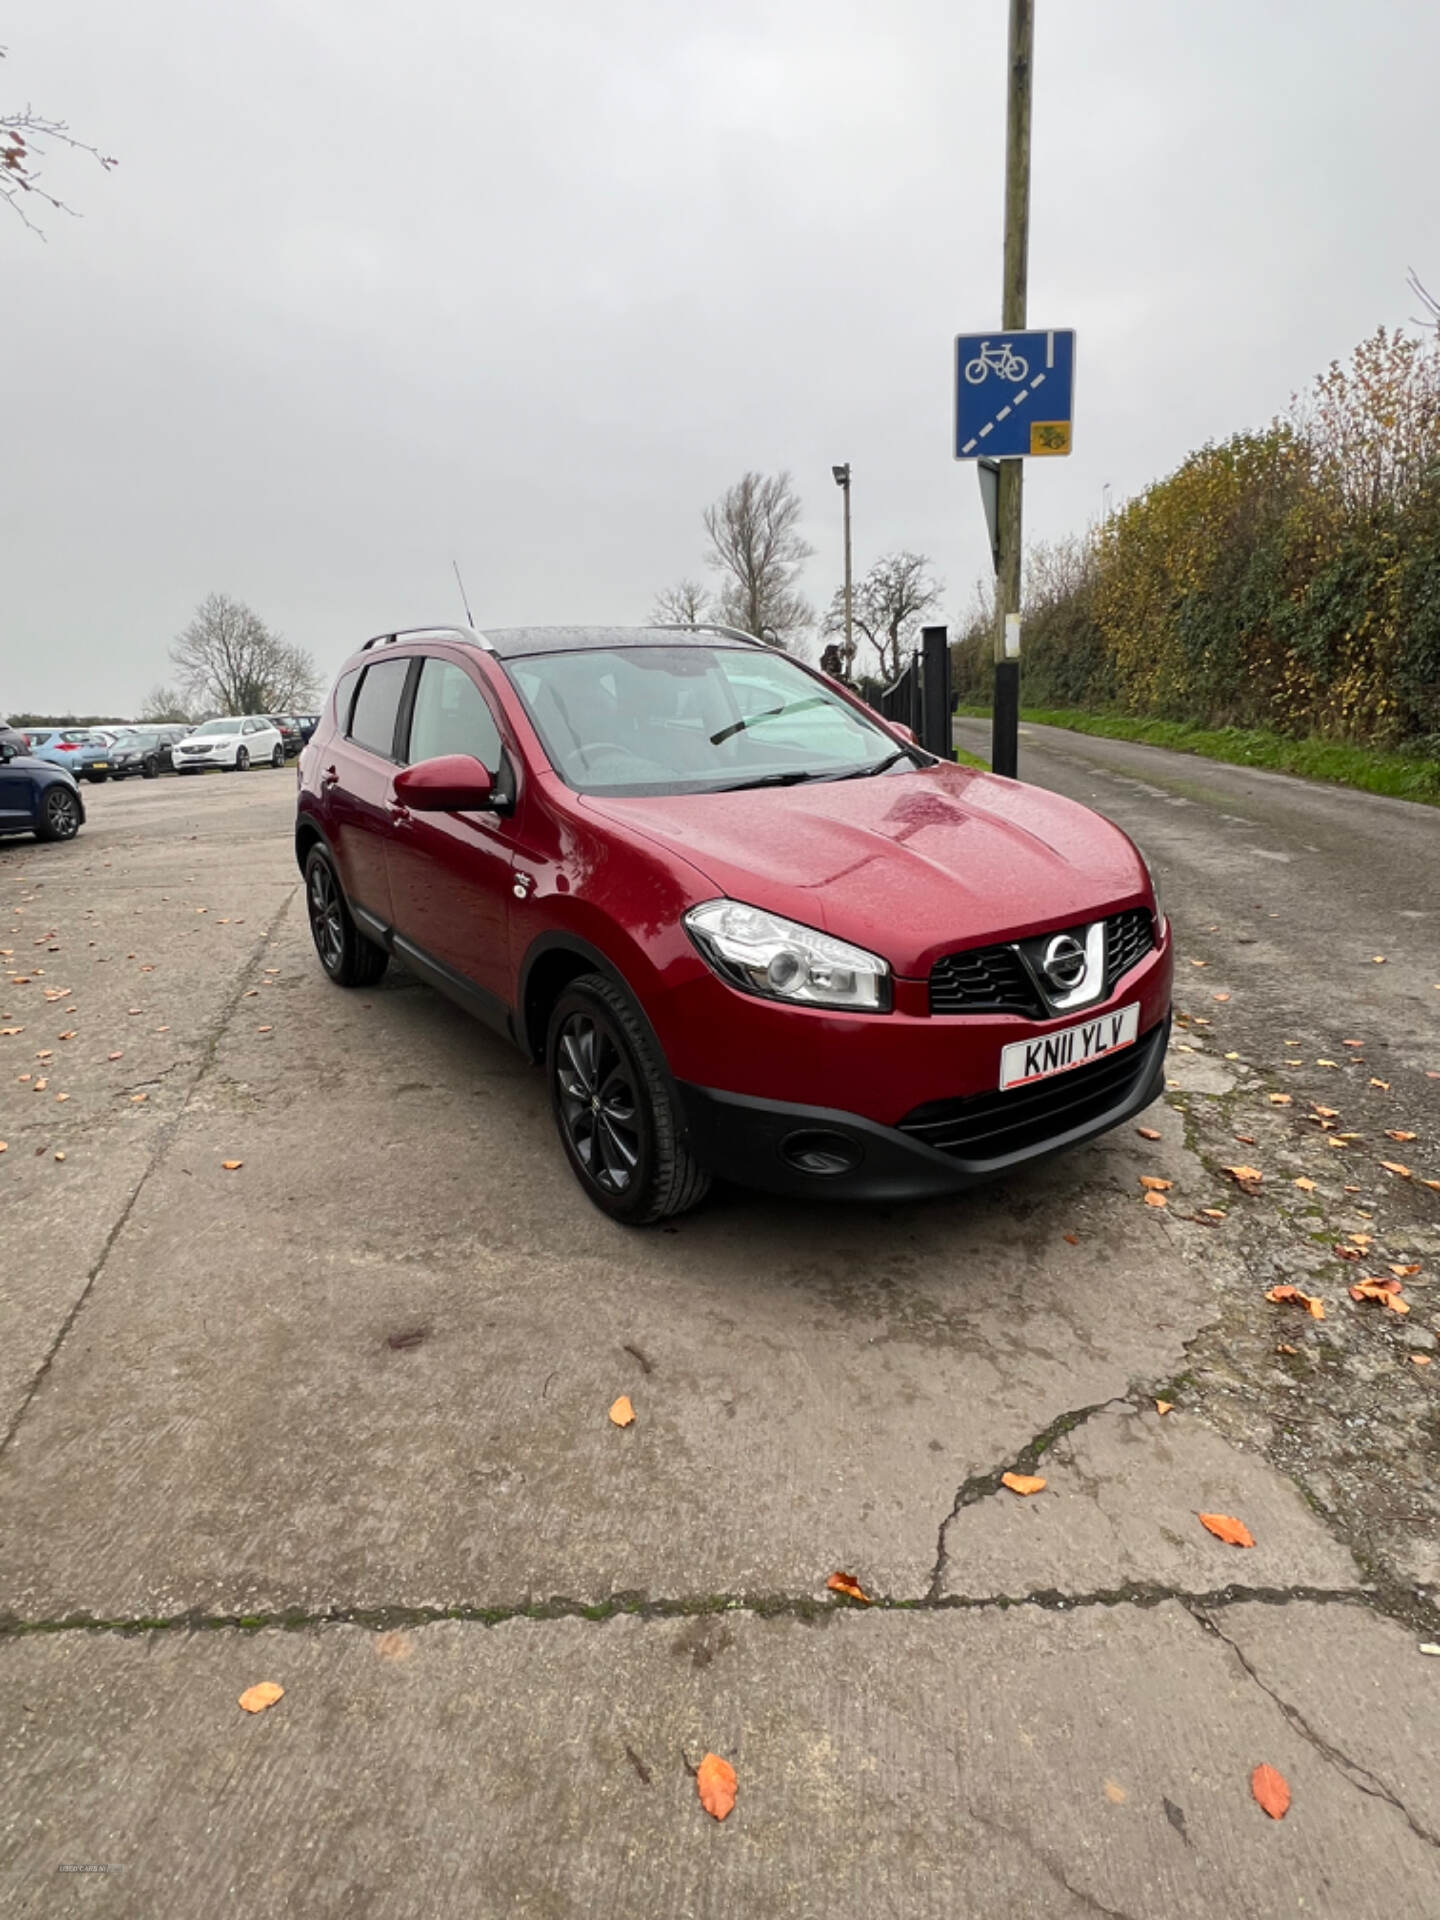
[22,728,115,783]
[0,737,86,841]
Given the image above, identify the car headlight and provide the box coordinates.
[684,900,891,1011]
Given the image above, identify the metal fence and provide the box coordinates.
[865,625,952,759]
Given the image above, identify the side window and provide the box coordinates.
[332,667,362,733]
[406,658,502,771]
[347,660,410,760]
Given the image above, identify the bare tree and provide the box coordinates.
[138,684,201,725]
[170,594,319,716]
[822,551,944,682]
[702,471,813,647]
[2,49,115,235]
[649,579,711,627]
[1408,267,1439,334]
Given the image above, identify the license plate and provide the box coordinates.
[1000,1002,1140,1090]
[92,762,108,770]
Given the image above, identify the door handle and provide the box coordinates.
[387,801,412,825]
[320,764,339,790]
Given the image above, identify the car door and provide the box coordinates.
[384,652,515,1014]
[324,655,411,928]
[0,744,33,831]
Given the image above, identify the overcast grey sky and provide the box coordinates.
[6,0,1438,713]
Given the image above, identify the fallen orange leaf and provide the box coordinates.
[1312,1105,1339,1119]
[1268,1093,1293,1106]
[696,1752,737,1821]
[1224,1165,1264,1194]
[1370,1078,1391,1090]
[221,1160,243,1171]
[827,1571,872,1604]
[1136,1127,1162,1141]
[608,1395,635,1427]
[1342,1039,1364,1048]
[1294,1177,1317,1192]
[1143,1190,1168,1208]
[1380,1162,1412,1179]
[1266,1285,1324,1320]
[1350,1279,1409,1314]
[1199,1513,1255,1548]
[238,1681,284,1714]
[1385,1131,1417,1143]
[1412,1354,1432,1368]
[1001,1472,1046,1496]
[1251,1762,1290,1819]
[1389,1264,1421,1278]
[1213,992,1231,1002]
[1139,1176,1173,1191]
[1155,1400,1174,1416]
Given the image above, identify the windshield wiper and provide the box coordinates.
[835,747,916,780]
[709,697,830,746]
[712,769,821,792]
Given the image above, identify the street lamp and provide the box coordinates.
[832,463,853,676]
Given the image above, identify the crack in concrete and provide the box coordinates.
[926,1393,1128,1602]
[0,1582,1380,1641]
[0,888,298,1460]
[1188,1603,1440,1853]
[965,1803,1142,1920]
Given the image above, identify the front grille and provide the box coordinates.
[897,1024,1162,1163]
[1105,907,1155,988]
[928,944,1044,1017]
[928,907,1157,1016]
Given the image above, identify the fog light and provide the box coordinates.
[779,1130,863,1176]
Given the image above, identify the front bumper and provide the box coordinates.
[678,1016,1170,1201]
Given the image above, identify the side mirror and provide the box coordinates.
[394,755,494,813]
[889,721,917,745]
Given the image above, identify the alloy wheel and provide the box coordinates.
[554,1012,641,1195]
[306,859,345,974]
[44,788,80,839]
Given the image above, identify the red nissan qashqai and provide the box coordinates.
[296,624,1172,1223]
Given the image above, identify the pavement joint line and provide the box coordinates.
[0,884,300,1462]
[0,1584,1383,1642]
[1186,1602,1440,1851]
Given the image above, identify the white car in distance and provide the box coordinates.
[174,716,286,774]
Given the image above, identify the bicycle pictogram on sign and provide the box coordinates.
[963,341,1029,385]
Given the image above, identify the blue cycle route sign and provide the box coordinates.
[953,329,1076,459]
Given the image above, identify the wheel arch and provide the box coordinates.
[518,932,671,1077]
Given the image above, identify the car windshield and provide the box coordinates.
[190,720,237,736]
[505,645,908,796]
[127,732,161,749]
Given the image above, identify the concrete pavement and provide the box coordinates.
[2,763,1438,1916]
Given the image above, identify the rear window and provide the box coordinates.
[331,668,362,734]
[348,660,409,760]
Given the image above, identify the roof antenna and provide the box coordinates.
[451,559,476,630]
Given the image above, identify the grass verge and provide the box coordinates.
[950,708,1440,805]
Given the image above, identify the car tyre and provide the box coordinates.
[142,758,160,779]
[271,745,284,768]
[546,971,709,1225]
[235,747,249,773]
[35,785,82,842]
[304,847,388,988]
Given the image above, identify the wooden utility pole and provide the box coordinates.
[991,0,1032,781]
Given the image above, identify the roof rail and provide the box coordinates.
[360,625,492,653]
[651,622,765,647]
